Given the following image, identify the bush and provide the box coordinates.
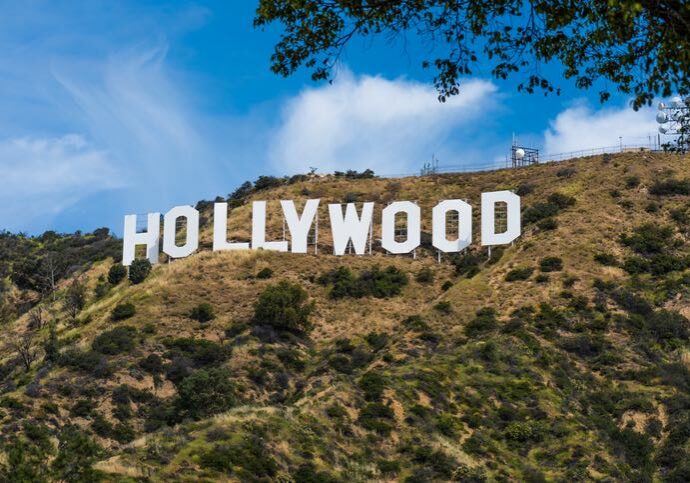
[547,192,576,208]
[128,258,152,284]
[434,301,452,314]
[523,203,559,224]
[256,267,273,279]
[92,326,137,355]
[620,223,674,255]
[58,349,112,378]
[506,267,534,281]
[556,166,576,178]
[358,402,395,435]
[175,368,236,420]
[415,267,434,284]
[190,303,215,323]
[537,218,558,230]
[535,274,549,283]
[465,308,498,337]
[107,263,127,285]
[163,337,230,368]
[622,256,650,274]
[111,303,135,321]
[649,178,690,196]
[594,253,618,266]
[515,183,535,196]
[319,265,408,299]
[139,354,164,374]
[252,281,313,333]
[51,426,103,482]
[359,371,387,401]
[649,310,690,343]
[540,257,563,272]
[199,435,277,477]
[441,281,453,291]
[625,176,641,188]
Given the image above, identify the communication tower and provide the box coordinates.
[511,138,539,168]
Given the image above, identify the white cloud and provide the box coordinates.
[543,102,658,154]
[53,46,222,197]
[0,135,120,229]
[268,71,498,175]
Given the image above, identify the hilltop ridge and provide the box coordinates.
[2,152,690,481]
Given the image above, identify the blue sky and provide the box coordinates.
[0,1,661,235]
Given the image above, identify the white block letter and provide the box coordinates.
[432,200,472,252]
[381,201,420,254]
[163,206,199,259]
[123,213,160,266]
[481,191,521,245]
[281,199,320,253]
[252,201,288,251]
[213,203,250,251]
[328,202,374,255]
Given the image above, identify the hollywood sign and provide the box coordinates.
[122,191,520,266]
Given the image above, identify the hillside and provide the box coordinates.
[2,151,690,481]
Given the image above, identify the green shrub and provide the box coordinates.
[535,274,549,283]
[111,423,135,444]
[649,310,690,343]
[107,263,127,285]
[359,371,387,401]
[434,301,452,314]
[51,426,103,482]
[128,258,152,284]
[358,402,394,435]
[92,326,137,355]
[441,280,453,291]
[415,267,434,284]
[594,253,618,266]
[319,265,408,299]
[620,223,674,255]
[537,218,558,230]
[556,167,576,178]
[252,281,313,333]
[649,178,690,196]
[256,267,273,279]
[111,302,135,321]
[547,192,576,208]
[190,303,215,323]
[326,403,348,419]
[625,176,641,188]
[91,414,113,438]
[515,183,535,196]
[175,368,237,420]
[523,202,560,224]
[646,201,660,213]
[70,399,95,417]
[163,337,230,368]
[622,256,650,274]
[58,349,112,378]
[465,308,498,337]
[506,267,534,281]
[199,436,277,478]
[540,257,563,272]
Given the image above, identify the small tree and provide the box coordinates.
[43,322,59,364]
[28,306,45,330]
[128,259,152,285]
[12,333,38,372]
[175,367,237,420]
[65,278,87,320]
[253,281,313,333]
[108,263,127,285]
